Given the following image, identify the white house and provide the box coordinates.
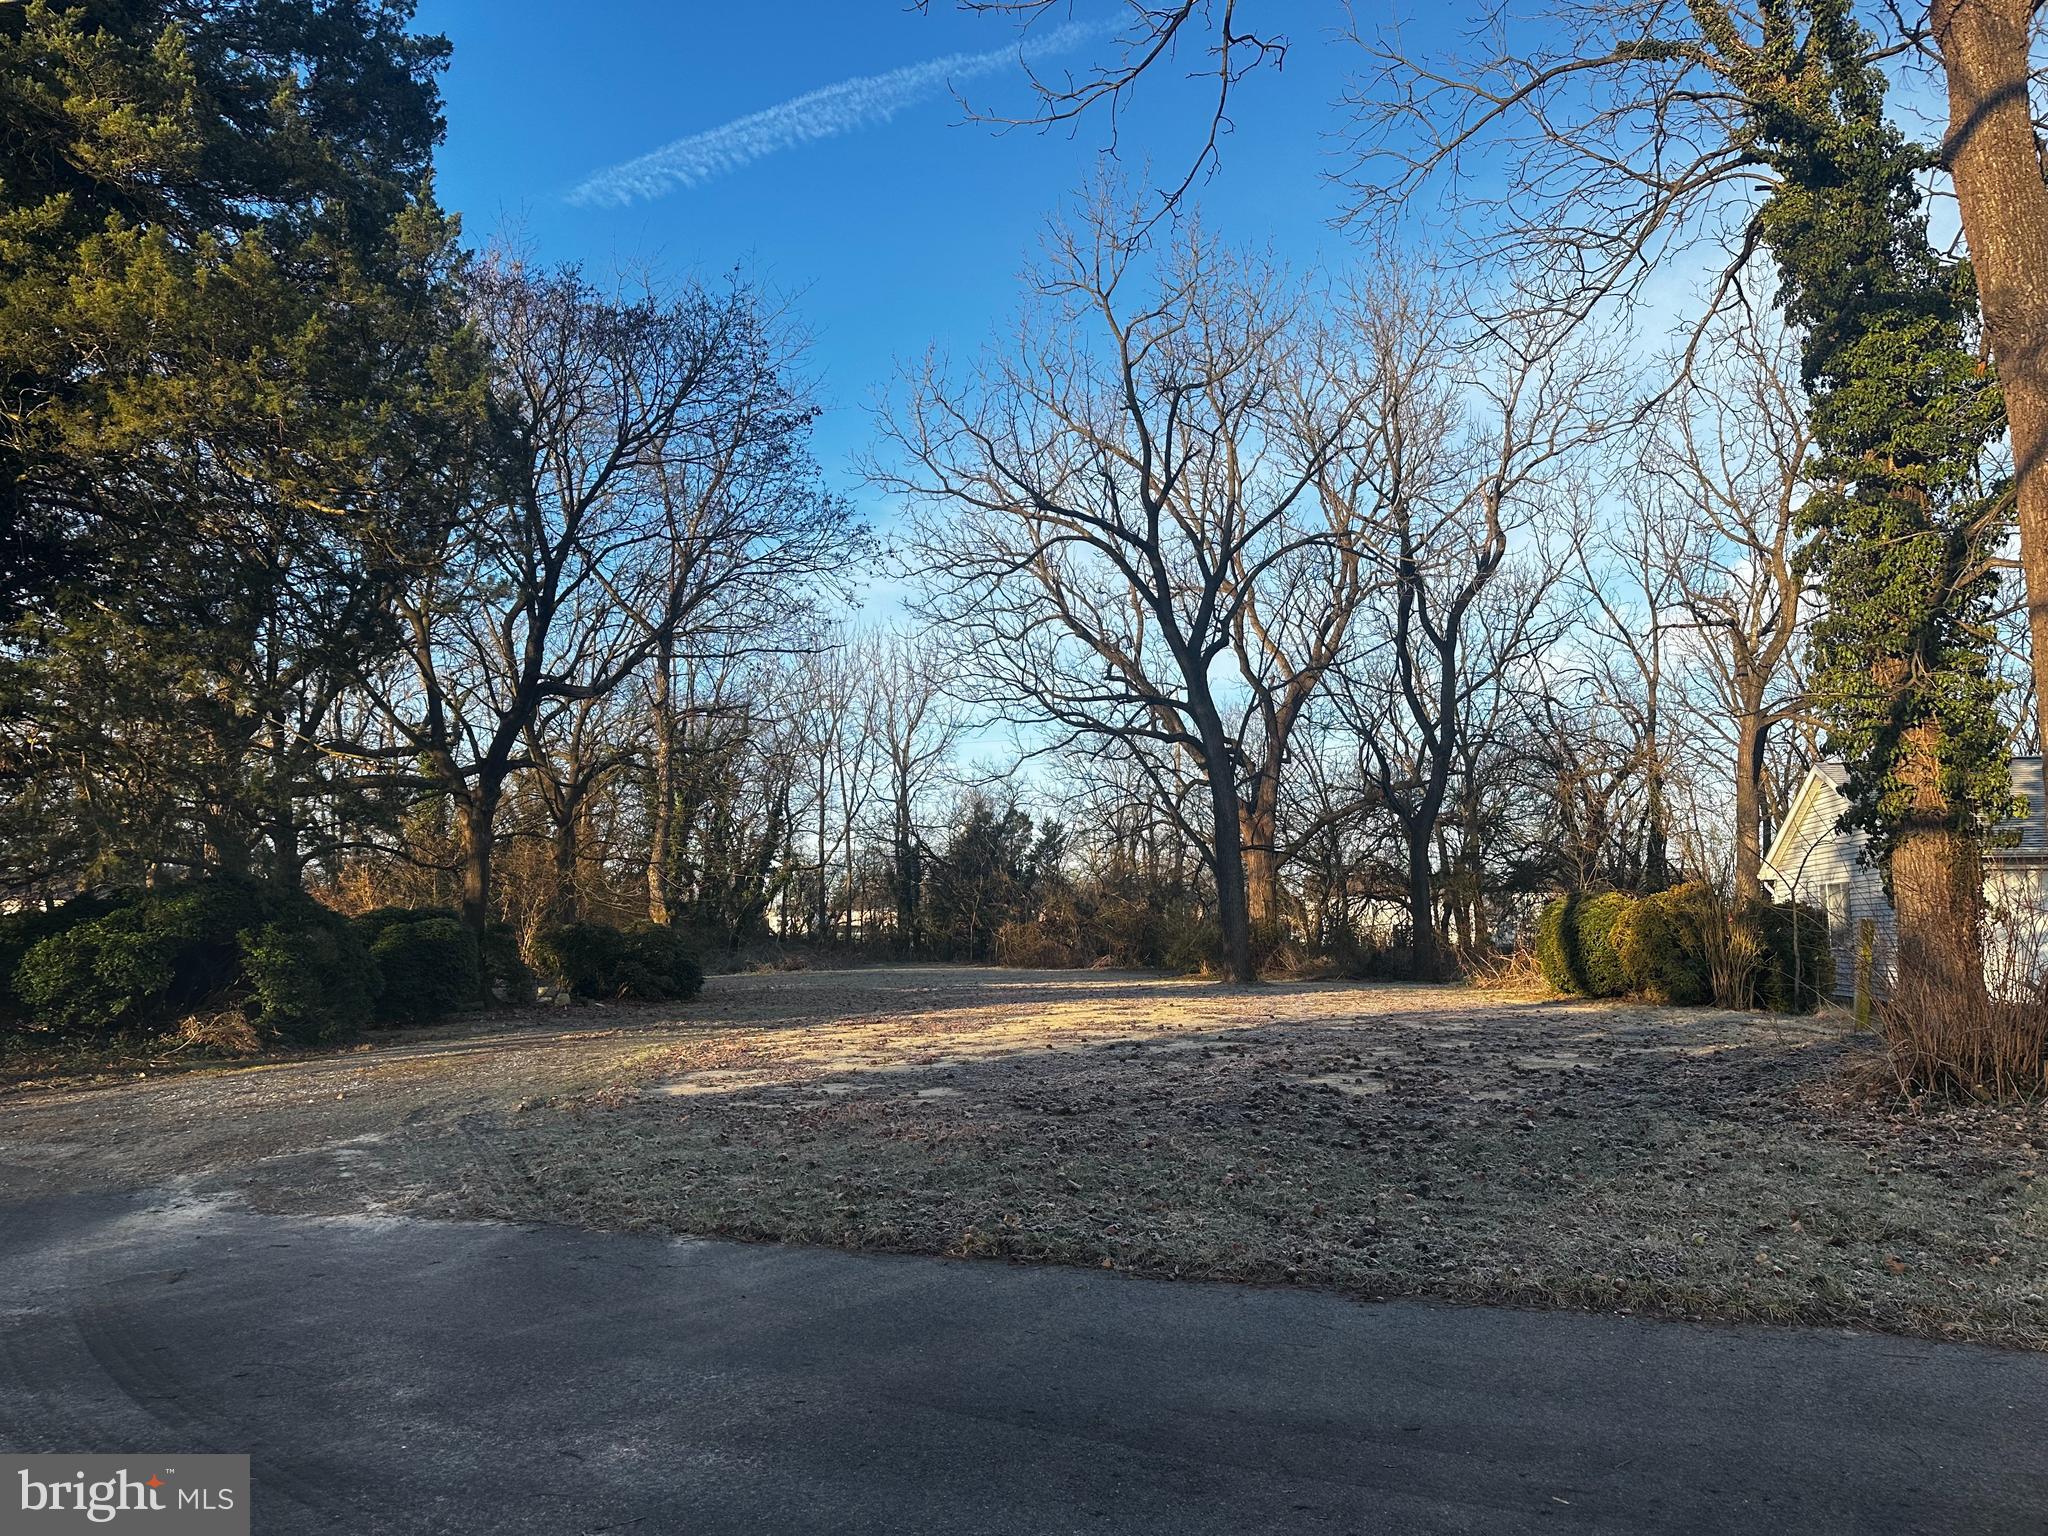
[1762,758,2048,998]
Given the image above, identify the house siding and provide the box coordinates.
[1764,758,2048,999]
[1763,766,1893,998]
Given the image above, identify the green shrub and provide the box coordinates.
[368,917,480,1024]
[10,880,437,1044]
[240,909,380,1042]
[1535,891,1636,998]
[1535,902,1567,991]
[617,923,703,1001]
[349,904,463,935]
[13,920,136,1034]
[1161,920,1222,976]
[1616,882,1718,1005]
[480,922,534,1004]
[14,879,267,1035]
[0,893,120,1017]
[351,905,519,1016]
[1540,888,1829,1013]
[534,921,704,1001]
[1743,898,1832,1014]
[532,921,618,997]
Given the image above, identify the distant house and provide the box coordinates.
[1762,758,2048,998]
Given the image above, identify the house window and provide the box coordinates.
[1822,880,1851,942]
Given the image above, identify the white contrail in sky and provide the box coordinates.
[568,19,1104,208]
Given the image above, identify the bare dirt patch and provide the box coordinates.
[2,965,2042,1345]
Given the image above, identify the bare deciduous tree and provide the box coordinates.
[881,201,1373,981]
[1332,293,1608,979]
[1923,0,2048,734]
[867,631,969,949]
[363,258,853,936]
[1648,309,1812,901]
[1347,0,2048,761]
[937,0,2048,792]
[1572,496,1687,895]
[922,1,1289,210]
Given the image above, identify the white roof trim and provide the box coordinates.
[1761,764,1839,883]
[1763,758,2048,882]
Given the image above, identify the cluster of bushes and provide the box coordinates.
[1155,918,1323,979]
[0,882,548,1049]
[2,879,381,1044]
[984,892,1215,973]
[1536,883,1829,1013]
[992,908,1404,981]
[350,907,520,1023]
[531,921,704,1002]
[987,911,1258,976]
[993,918,1085,969]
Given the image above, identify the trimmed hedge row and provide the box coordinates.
[1535,891,1636,999]
[3,886,715,1049]
[1536,886,1829,1014]
[1615,882,1719,1006]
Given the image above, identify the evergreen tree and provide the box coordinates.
[0,1,486,885]
[1738,0,2009,993]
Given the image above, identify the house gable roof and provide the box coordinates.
[1764,757,2048,877]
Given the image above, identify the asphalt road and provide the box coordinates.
[1,1194,2044,1535]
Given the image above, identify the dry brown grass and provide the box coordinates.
[171,1007,266,1057]
[5,966,2041,1347]
[1881,897,2048,1103]
[1461,947,1550,994]
[1882,984,2048,1102]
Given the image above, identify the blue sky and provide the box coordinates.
[416,1,1370,565]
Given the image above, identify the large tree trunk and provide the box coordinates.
[1441,828,1474,958]
[265,788,301,890]
[1732,706,1768,904]
[1933,0,2048,750]
[457,787,499,938]
[261,714,303,888]
[1194,710,1255,983]
[1890,717,1989,1001]
[1405,826,1443,982]
[1240,782,1281,929]
[1892,827,1986,1000]
[552,803,580,926]
[645,642,675,925]
[1457,781,1490,955]
[267,818,300,889]
[892,801,920,954]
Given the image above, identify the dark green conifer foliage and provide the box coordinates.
[0,1,488,885]
[1732,0,2010,869]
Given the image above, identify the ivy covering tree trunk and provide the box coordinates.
[1742,0,2010,997]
